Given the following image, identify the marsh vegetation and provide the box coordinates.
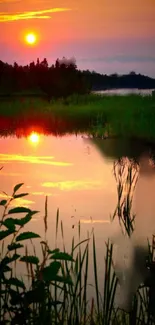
[0,94,155,143]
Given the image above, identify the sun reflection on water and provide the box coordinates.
[28,132,40,145]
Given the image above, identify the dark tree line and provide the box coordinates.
[0,58,155,99]
[0,58,90,99]
[83,70,155,90]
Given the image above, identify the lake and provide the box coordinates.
[0,133,118,247]
[1,132,155,304]
[94,88,155,95]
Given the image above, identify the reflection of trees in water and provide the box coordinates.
[0,118,88,138]
[112,157,155,316]
[86,137,155,167]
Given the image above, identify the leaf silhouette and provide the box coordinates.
[8,243,23,251]
[42,261,61,281]
[14,193,29,199]
[13,183,24,194]
[0,199,7,206]
[2,254,20,265]
[20,256,39,265]
[16,232,40,242]
[51,252,74,262]
[3,218,16,231]
[6,277,25,289]
[8,207,31,214]
[0,229,14,240]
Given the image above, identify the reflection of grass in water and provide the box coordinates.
[0,163,155,324]
[112,159,155,324]
[0,94,155,141]
[112,158,139,237]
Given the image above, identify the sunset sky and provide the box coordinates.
[0,0,155,76]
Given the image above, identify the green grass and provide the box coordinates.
[1,160,155,324]
[0,94,155,141]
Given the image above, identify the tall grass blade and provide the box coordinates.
[55,208,59,248]
[93,232,100,317]
[44,195,48,234]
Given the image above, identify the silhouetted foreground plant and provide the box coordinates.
[0,183,76,324]
[1,168,155,324]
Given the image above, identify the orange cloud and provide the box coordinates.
[0,7,71,22]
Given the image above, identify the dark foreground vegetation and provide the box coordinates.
[0,58,155,100]
[0,94,155,143]
[1,160,155,324]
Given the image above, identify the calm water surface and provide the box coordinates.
[1,133,155,299]
[0,134,118,247]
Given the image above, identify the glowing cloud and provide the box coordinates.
[31,191,53,196]
[42,180,102,191]
[80,219,110,224]
[0,154,72,167]
[10,198,35,208]
[0,7,71,22]
[0,193,34,208]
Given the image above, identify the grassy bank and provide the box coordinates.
[1,160,155,324]
[0,94,155,140]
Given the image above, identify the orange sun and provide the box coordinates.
[25,32,37,45]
